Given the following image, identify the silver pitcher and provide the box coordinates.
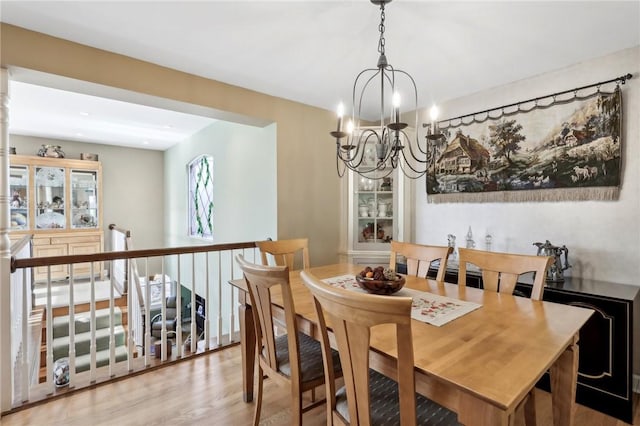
[533,240,571,282]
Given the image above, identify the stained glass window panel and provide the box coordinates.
[188,155,214,238]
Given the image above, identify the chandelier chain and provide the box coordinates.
[377,5,386,56]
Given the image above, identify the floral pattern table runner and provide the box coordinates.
[322,275,482,327]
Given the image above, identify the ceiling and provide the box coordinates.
[2,1,639,151]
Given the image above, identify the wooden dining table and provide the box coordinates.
[229,263,594,426]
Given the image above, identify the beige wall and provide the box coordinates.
[1,23,341,266]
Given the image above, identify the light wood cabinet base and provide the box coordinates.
[31,231,104,282]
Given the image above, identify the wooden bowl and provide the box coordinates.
[355,274,406,295]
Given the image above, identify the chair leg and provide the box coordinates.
[524,390,537,426]
[291,389,302,426]
[254,367,264,426]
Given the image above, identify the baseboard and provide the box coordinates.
[634,374,640,394]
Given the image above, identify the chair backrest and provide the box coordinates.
[300,270,417,425]
[256,238,310,270]
[235,254,301,378]
[457,248,553,300]
[389,241,453,281]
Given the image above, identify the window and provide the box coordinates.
[188,155,214,238]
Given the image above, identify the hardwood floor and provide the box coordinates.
[2,345,638,425]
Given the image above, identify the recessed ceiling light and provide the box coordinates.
[75,132,84,137]
[143,140,150,145]
[79,112,90,116]
[163,125,174,129]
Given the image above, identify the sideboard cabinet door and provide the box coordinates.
[543,288,635,423]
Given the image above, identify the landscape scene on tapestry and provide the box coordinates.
[426,90,621,196]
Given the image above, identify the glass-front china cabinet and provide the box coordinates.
[342,141,412,266]
[9,155,104,281]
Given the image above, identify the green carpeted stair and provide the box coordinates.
[41,307,129,381]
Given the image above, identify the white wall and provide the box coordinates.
[164,120,277,248]
[414,47,640,285]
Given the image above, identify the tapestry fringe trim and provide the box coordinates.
[427,186,619,204]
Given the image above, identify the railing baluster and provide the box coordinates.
[191,253,196,353]
[46,267,53,395]
[68,268,76,387]
[144,257,150,367]
[127,258,134,371]
[108,259,115,377]
[20,266,28,402]
[89,262,96,383]
[204,252,210,350]
[228,250,236,344]
[218,250,233,347]
[176,254,182,358]
[160,257,167,362]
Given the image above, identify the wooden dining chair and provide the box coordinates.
[300,270,459,426]
[256,238,310,270]
[457,247,554,426]
[457,247,553,300]
[389,241,453,281]
[235,254,339,426]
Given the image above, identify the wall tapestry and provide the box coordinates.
[425,74,631,203]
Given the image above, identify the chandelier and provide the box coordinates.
[330,0,441,180]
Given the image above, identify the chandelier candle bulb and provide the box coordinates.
[392,92,401,123]
[429,104,439,134]
[346,120,354,134]
[336,102,345,133]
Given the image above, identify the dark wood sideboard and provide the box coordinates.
[413,262,640,424]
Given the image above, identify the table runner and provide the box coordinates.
[322,275,482,327]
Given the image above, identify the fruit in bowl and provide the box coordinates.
[355,266,405,295]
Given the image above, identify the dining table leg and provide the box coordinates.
[238,292,255,402]
[550,334,580,425]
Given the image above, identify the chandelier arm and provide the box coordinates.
[336,155,347,178]
[353,68,382,126]
[400,130,429,163]
[398,157,427,179]
[398,143,429,177]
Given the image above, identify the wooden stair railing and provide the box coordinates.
[9,237,259,410]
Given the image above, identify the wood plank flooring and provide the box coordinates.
[2,345,638,425]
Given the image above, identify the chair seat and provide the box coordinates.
[274,332,341,383]
[335,369,460,426]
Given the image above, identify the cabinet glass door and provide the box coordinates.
[35,167,66,229]
[71,170,99,229]
[9,166,29,230]
[353,144,396,250]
